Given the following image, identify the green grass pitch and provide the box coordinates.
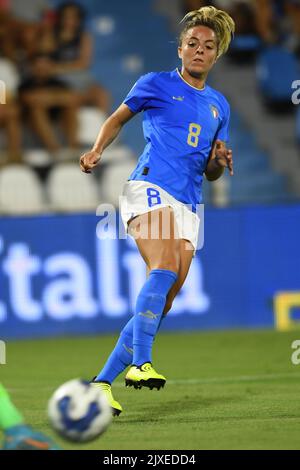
[1,329,300,450]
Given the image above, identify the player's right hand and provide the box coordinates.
[79,150,101,174]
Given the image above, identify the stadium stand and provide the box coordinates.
[0,0,298,213]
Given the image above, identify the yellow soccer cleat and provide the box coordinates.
[125,362,166,390]
[90,380,123,417]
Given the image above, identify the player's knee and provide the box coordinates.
[152,262,179,274]
[151,264,179,276]
[150,251,180,274]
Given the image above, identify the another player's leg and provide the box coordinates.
[0,383,59,450]
[125,207,180,390]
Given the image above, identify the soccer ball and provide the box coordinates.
[47,379,112,442]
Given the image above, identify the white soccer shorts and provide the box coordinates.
[120,180,201,253]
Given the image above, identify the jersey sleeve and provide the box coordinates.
[215,98,230,144]
[123,73,156,114]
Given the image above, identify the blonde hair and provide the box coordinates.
[179,6,235,59]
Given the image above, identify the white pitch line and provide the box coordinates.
[6,372,300,393]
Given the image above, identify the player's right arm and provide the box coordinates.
[80,104,135,173]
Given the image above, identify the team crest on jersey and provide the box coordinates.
[210,105,219,119]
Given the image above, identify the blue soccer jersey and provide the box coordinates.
[123,68,230,211]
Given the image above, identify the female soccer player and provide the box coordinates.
[0,383,59,449]
[80,6,235,416]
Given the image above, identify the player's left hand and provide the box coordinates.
[214,140,234,176]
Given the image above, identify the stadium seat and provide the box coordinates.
[231,35,261,53]
[256,46,300,104]
[232,150,270,173]
[229,34,261,62]
[46,163,100,212]
[230,171,288,204]
[209,176,230,207]
[0,58,19,99]
[78,107,107,146]
[0,165,46,214]
[99,160,136,207]
[23,149,53,167]
[101,145,136,165]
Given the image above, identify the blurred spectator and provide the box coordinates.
[40,2,110,113]
[181,1,256,36]
[254,0,300,52]
[10,0,54,59]
[284,0,300,56]
[0,2,16,61]
[221,1,257,36]
[0,55,22,163]
[0,102,22,164]
[0,0,54,61]
[18,54,79,158]
[181,0,211,15]
[10,0,51,23]
[254,0,284,43]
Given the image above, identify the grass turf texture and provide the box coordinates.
[1,329,300,450]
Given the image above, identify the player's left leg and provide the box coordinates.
[0,383,60,450]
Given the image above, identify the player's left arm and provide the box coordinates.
[205,139,233,181]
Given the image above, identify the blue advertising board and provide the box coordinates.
[0,205,299,339]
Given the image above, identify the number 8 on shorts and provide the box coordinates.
[147,188,161,207]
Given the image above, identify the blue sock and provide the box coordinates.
[133,269,177,366]
[95,317,134,384]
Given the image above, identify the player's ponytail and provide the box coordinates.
[179,6,235,59]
